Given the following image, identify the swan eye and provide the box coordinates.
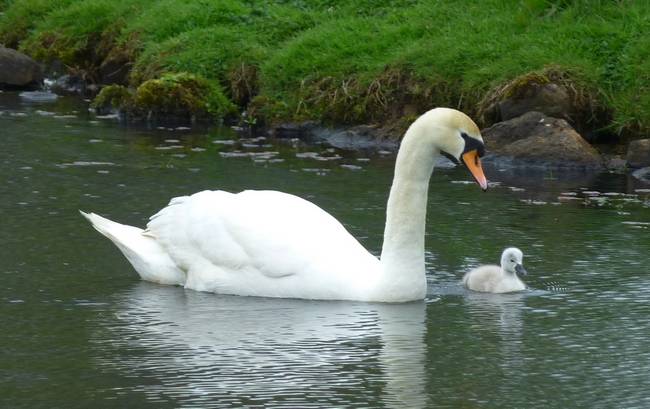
[460,132,486,157]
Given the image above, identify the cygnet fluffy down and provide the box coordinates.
[462,247,528,293]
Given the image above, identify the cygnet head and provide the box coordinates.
[409,108,488,190]
[500,247,527,277]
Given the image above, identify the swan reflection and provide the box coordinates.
[97,283,427,408]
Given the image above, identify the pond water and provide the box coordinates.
[1,91,650,408]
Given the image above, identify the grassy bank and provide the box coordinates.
[1,0,649,137]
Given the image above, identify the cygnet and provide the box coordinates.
[462,247,528,293]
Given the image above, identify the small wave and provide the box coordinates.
[540,281,570,292]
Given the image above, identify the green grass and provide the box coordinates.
[0,0,13,12]
[117,0,250,62]
[0,0,74,48]
[1,0,649,134]
[131,26,265,84]
[16,0,154,73]
[259,0,650,134]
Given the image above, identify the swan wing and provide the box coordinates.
[145,190,379,298]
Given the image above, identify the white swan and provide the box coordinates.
[81,107,488,302]
[462,247,528,293]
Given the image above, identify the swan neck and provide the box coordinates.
[379,128,438,298]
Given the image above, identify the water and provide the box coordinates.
[1,91,650,408]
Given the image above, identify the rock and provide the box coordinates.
[481,111,546,150]
[631,167,650,184]
[479,73,574,125]
[482,111,603,169]
[315,125,398,152]
[86,83,100,95]
[626,139,650,168]
[477,69,609,142]
[44,59,67,78]
[269,122,399,152]
[604,155,628,172]
[0,47,43,89]
[271,121,320,140]
[498,82,572,122]
[48,74,100,97]
[49,74,85,95]
[91,84,133,115]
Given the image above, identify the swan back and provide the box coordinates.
[145,190,383,300]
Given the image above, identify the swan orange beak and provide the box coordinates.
[462,150,488,191]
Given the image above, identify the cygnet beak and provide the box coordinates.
[461,150,488,191]
[515,264,527,277]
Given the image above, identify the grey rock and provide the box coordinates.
[626,139,650,168]
[631,167,650,184]
[316,125,398,152]
[497,83,572,122]
[481,82,573,125]
[269,122,399,152]
[482,111,548,150]
[0,47,43,89]
[604,155,627,172]
[482,111,603,169]
[271,121,319,140]
[49,74,86,95]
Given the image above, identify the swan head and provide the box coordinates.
[419,108,488,190]
[500,247,527,277]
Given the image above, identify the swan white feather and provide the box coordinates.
[82,107,488,302]
[146,190,381,299]
[462,247,528,293]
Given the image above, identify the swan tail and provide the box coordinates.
[79,211,186,285]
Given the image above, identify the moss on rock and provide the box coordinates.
[91,84,133,114]
[91,73,236,124]
[135,73,235,123]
